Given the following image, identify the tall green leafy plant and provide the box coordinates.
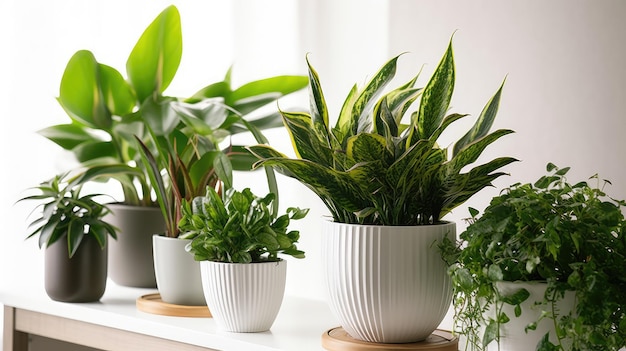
[39,5,307,207]
[248,39,516,225]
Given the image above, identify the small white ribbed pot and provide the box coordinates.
[487,281,575,351]
[322,220,455,343]
[200,260,287,333]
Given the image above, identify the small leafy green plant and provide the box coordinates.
[180,187,309,263]
[440,163,626,351]
[17,173,117,258]
[248,38,515,225]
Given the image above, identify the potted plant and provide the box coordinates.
[180,186,308,332]
[136,86,298,305]
[39,5,307,288]
[439,163,626,351]
[248,38,516,343]
[16,173,117,302]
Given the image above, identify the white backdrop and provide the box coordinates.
[2,0,626,342]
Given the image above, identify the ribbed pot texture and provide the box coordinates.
[105,203,165,288]
[322,220,455,343]
[44,235,107,302]
[489,281,575,351]
[200,260,287,333]
[153,235,206,306]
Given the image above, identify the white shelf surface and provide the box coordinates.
[0,280,339,351]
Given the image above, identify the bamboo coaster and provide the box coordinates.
[136,293,212,318]
[322,327,458,351]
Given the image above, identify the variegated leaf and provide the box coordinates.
[453,79,506,156]
[447,129,514,173]
[416,40,455,140]
[346,133,388,164]
[336,84,359,145]
[305,56,332,148]
[353,55,401,134]
[281,111,333,166]
[439,156,517,216]
[248,145,370,213]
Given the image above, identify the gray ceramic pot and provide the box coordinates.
[105,203,165,288]
[44,235,107,302]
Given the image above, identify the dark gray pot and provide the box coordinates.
[105,204,165,288]
[44,235,107,302]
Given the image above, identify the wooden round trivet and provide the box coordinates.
[136,293,212,318]
[321,327,458,351]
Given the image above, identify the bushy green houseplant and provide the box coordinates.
[17,173,117,257]
[181,187,308,263]
[440,163,626,351]
[39,5,307,207]
[248,39,516,226]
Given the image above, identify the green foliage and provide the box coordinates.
[180,187,309,263]
[440,163,626,350]
[16,173,117,258]
[248,38,516,225]
[40,5,308,208]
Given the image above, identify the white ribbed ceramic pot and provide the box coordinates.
[488,281,575,351]
[322,220,455,343]
[200,260,287,333]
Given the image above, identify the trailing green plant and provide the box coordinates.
[248,38,516,225]
[180,187,308,263]
[16,173,117,258]
[440,163,626,351]
[39,5,307,207]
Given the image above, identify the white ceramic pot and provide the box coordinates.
[153,235,206,306]
[487,281,575,351]
[200,260,287,333]
[322,220,455,343]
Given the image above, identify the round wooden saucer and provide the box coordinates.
[322,327,458,351]
[136,293,212,318]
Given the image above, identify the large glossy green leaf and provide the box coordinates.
[191,81,231,101]
[98,64,135,116]
[58,50,111,130]
[126,5,182,103]
[230,75,308,107]
[68,164,144,188]
[228,146,260,171]
[72,141,117,163]
[171,99,228,134]
[416,40,455,140]
[140,96,180,136]
[453,79,506,156]
[37,124,101,150]
[213,151,233,190]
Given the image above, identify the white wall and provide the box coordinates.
[2,0,626,345]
